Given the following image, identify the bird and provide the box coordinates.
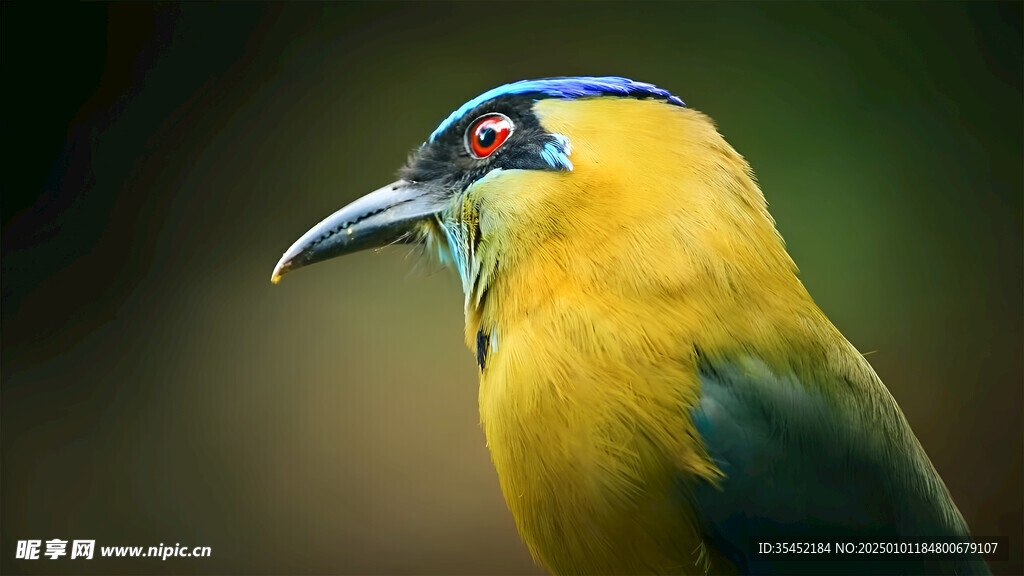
[271,77,990,575]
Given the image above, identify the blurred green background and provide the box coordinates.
[2,2,1021,575]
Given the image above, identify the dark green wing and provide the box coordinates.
[689,353,990,575]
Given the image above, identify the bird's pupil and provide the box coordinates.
[477,127,496,148]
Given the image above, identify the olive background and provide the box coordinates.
[2,2,1021,575]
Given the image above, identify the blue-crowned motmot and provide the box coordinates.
[271,77,989,575]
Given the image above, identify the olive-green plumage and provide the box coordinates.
[273,77,989,575]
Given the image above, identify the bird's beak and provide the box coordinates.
[271,179,444,283]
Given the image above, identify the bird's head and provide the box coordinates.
[272,76,801,340]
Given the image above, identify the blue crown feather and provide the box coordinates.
[429,76,685,142]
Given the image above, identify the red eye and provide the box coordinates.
[466,114,513,158]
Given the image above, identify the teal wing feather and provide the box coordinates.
[689,353,991,575]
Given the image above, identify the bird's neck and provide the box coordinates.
[462,101,833,367]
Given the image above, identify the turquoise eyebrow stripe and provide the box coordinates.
[428,76,685,143]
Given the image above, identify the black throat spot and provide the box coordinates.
[476,329,489,370]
